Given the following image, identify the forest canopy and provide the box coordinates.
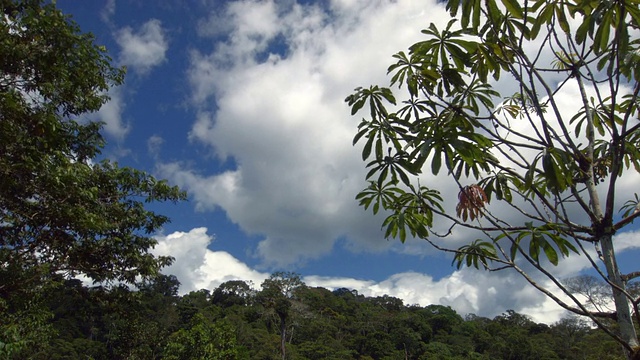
[9,273,634,359]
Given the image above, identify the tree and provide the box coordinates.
[257,272,305,360]
[346,0,640,357]
[212,280,255,308]
[551,315,592,359]
[0,0,185,354]
[178,289,213,325]
[164,313,239,360]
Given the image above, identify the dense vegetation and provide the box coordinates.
[17,272,632,359]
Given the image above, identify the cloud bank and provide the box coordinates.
[151,227,640,323]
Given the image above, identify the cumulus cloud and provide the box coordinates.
[153,226,571,323]
[159,0,450,267]
[616,230,640,251]
[305,269,573,323]
[91,19,168,141]
[159,0,640,268]
[151,228,639,323]
[115,19,168,74]
[153,227,268,293]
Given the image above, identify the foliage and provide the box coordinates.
[164,313,238,360]
[21,274,633,359]
[0,0,185,354]
[257,272,306,360]
[346,0,640,356]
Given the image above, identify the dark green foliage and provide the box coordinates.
[212,280,254,308]
[17,273,630,359]
[0,0,185,355]
[164,313,239,360]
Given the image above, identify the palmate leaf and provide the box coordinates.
[453,240,497,269]
[355,181,404,215]
[620,194,640,218]
[380,187,443,243]
[388,51,423,96]
[345,86,396,119]
[462,80,499,115]
[479,173,513,203]
[412,19,477,73]
[569,96,612,138]
[507,223,578,264]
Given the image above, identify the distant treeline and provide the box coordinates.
[18,272,629,359]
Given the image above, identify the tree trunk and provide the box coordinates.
[576,57,639,359]
[280,316,286,360]
[600,233,639,358]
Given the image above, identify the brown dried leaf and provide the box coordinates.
[456,184,489,221]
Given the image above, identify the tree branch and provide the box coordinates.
[622,272,640,282]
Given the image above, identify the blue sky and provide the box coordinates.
[57,0,640,324]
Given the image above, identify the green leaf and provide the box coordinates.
[555,5,570,33]
[397,167,412,187]
[375,137,383,159]
[575,14,592,44]
[485,0,502,23]
[542,241,559,265]
[362,133,374,161]
[501,0,523,19]
[350,98,366,115]
[431,151,442,175]
[353,124,369,145]
[531,4,553,39]
[594,12,611,54]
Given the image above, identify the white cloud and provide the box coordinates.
[147,134,164,157]
[101,0,116,23]
[616,230,640,251]
[153,226,569,323]
[93,86,130,140]
[115,19,168,74]
[153,227,268,293]
[306,269,571,323]
[163,0,448,267]
[93,19,168,141]
[166,0,640,267]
